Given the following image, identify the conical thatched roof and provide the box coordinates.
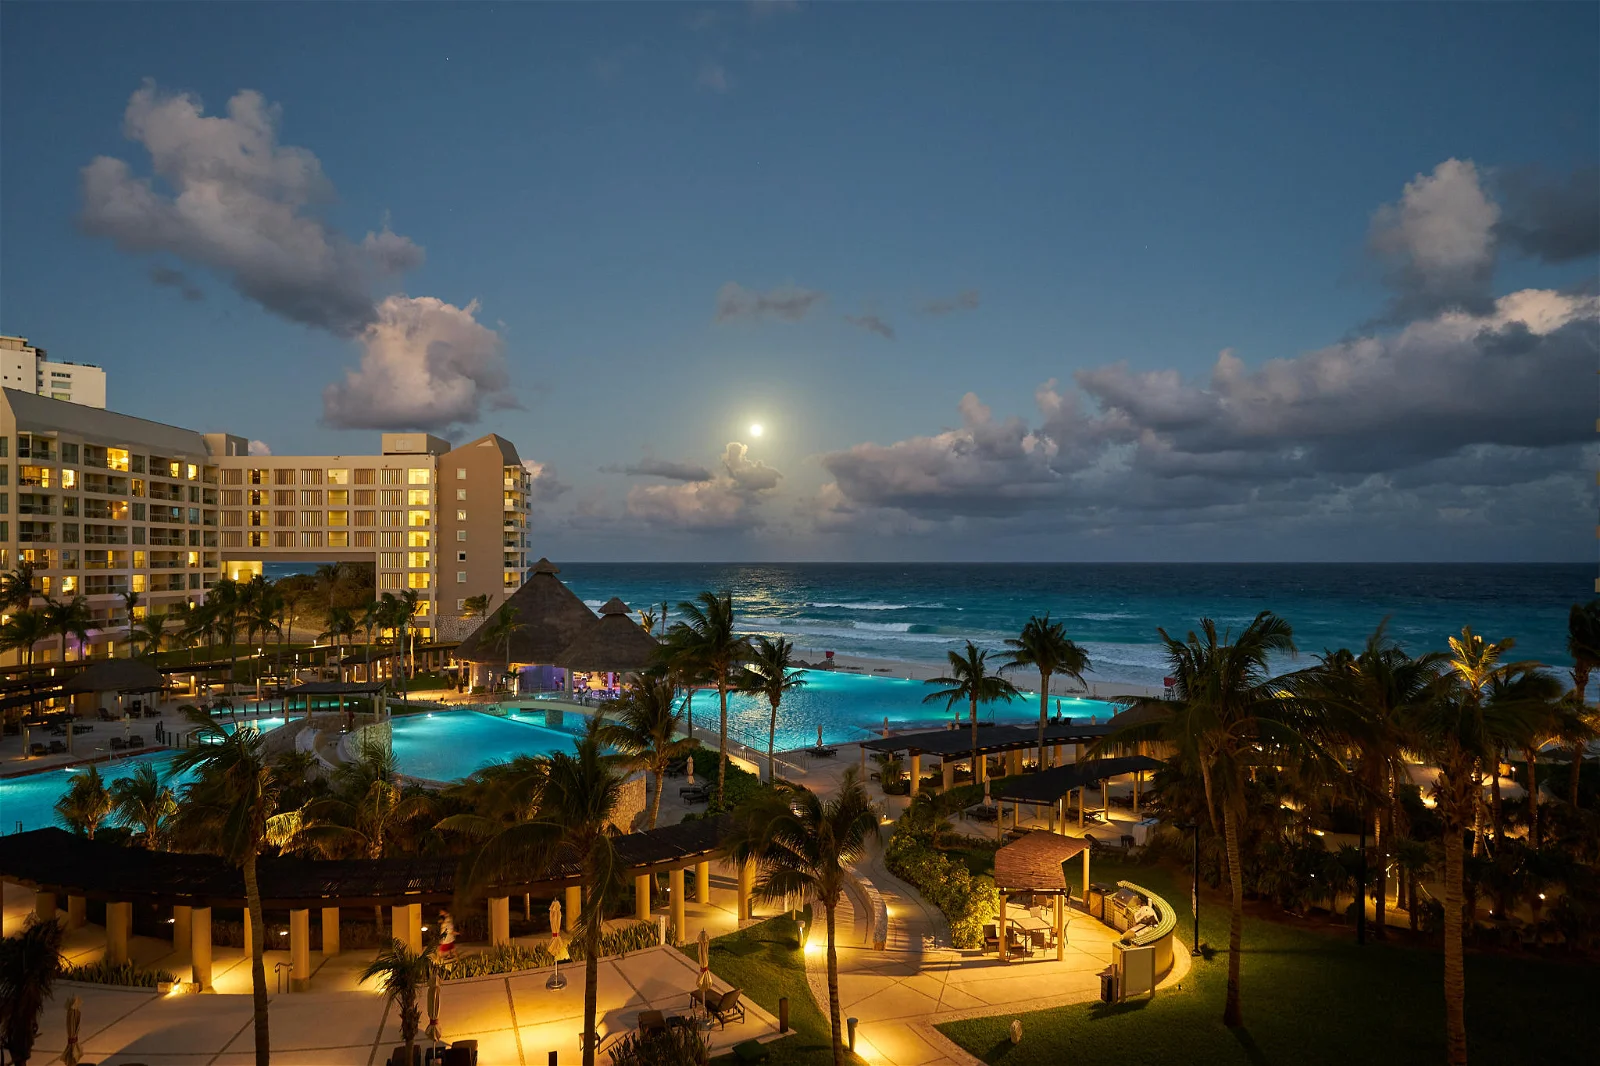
[556,599,660,673]
[61,658,164,694]
[455,559,604,666]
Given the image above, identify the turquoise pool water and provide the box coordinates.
[388,711,588,782]
[0,715,285,835]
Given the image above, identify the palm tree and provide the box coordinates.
[598,675,696,829]
[1104,612,1315,1028]
[203,579,244,702]
[131,613,169,661]
[0,609,51,720]
[360,941,433,1066]
[43,594,92,664]
[461,593,492,622]
[479,605,526,692]
[460,721,628,1066]
[358,598,382,683]
[171,709,301,1066]
[395,588,421,682]
[0,916,65,1066]
[54,765,113,839]
[666,592,749,809]
[724,769,879,1066]
[320,606,357,651]
[743,635,807,782]
[299,734,432,859]
[1290,621,1442,939]
[923,641,1020,785]
[111,762,177,848]
[120,590,141,656]
[0,559,37,615]
[636,607,657,634]
[1410,628,1548,1066]
[1002,614,1090,770]
[314,562,347,621]
[1564,601,1600,805]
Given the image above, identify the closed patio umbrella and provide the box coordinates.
[696,927,711,993]
[63,994,82,1066]
[546,899,569,990]
[425,963,442,1044]
[686,754,695,785]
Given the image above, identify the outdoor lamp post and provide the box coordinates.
[1178,821,1201,955]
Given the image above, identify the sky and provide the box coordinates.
[1,1,1596,563]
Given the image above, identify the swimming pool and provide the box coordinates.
[680,669,1116,750]
[0,716,286,835]
[387,710,589,782]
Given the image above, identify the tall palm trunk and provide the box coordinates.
[649,768,663,830]
[242,849,271,1066]
[768,695,779,784]
[1570,669,1589,807]
[825,900,844,1066]
[1373,800,1388,939]
[1526,746,1540,847]
[1222,804,1245,1028]
[1442,821,1467,1066]
[582,899,601,1066]
[717,678,729,808]
[1036,670,1050,770]
[1488,750,1504,845]
[970,694,979,782]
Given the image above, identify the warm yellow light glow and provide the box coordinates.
[749,423,763,437]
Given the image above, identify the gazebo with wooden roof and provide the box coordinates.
[557,597,659,677]
[991,830,1090,962]
[454,558,606,691]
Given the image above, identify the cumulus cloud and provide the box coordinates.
[148,265,203,302]
[521,459,571,503]
[844,312,895,339]
[816,288,1597,538]
[1369,159,1500,320]
[715,281,825,323]
[697,62,730,93]
[1497,165,1600,264]
[603,457,715,482]
[81,81,422,336]
[322,295,517,430]
[922,289,982,316]
[622,440,783,532]
[247,439,271,456]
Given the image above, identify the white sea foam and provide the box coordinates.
[852,621,917,633]
[806,601,943,611]
[1075,611,1138,621]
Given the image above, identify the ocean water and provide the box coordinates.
[554,563,1588,690]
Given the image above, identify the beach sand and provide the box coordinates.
[792,648,1165,702]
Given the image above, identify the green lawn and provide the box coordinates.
[937,860,1593,1065]
[684,911,865,1066]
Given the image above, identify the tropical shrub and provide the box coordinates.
[605,1024,710,1066]
[444,920,663,979]
[60,959,176,988]
[885,819,998,949]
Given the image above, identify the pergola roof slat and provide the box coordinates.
[990,755,1165,805]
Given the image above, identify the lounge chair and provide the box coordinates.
[110,737,128,751]
[49,740,67,754]
[679,783,711,803]
[690,987,746,1028]
[638,1009,667,1038]
[807,746,837,759]
[99,708,116,722]
[29,743,48,757]
[387,1046,422,1066]
[129,735,146,748]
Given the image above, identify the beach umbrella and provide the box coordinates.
[424,962,442,1043]
[983,779,992,806]
[63,994,82,1066]
[548,899,569,962]
[882,717,888,738]
[686,754,695,785]
[816,725,824,749]
[696,927,712,994]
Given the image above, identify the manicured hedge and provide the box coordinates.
[885,821,999,949]
[444,919,664,979]
[62,959,177,988]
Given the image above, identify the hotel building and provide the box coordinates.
[210,432,533,640]
[0,389,532,657]
[0,335,108,409]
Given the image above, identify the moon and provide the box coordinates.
[749,423,764,438]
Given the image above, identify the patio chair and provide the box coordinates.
[982,923,1000,952]
[448,1039,478,1065]
[110,737,128,751]
[387,1045,422,1066]
[49,740,67,754]
[638,1009,667,1038]
[691,987,746,1029]
[129,735,146,748]
[679,784,711,803]
[29,743,48,757]
[98,707,117,722]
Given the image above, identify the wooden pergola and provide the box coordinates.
[992,830,1089,963]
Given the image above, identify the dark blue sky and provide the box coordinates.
[2,2,1595,561]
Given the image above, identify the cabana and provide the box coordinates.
[455,558,608,695]
[991,754,1165,834]
[991,830,1089,962]
[282,680,387,723]
[555,597,660,696]
[858,720,1114,794]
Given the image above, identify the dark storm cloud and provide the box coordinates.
[1497,165,1600,264]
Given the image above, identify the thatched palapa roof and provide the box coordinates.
[557,597,659,673]
[455,558,605,667]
